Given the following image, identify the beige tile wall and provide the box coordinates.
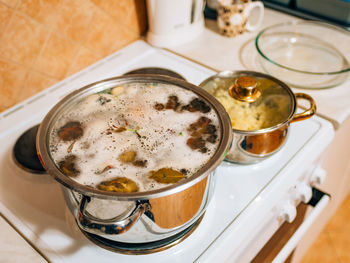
[0,0,147,113]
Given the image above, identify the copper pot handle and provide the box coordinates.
[76,195,149,236]
[290,93,316,123]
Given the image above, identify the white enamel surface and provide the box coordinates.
[0,40,334,262]
[0,216,47,263]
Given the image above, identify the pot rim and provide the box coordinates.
[36,74,232,201]
[199,70,297,134]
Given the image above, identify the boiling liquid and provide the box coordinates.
[49,82,220,192]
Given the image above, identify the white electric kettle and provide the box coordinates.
[146,0,205,47]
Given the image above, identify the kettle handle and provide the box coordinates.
[191,0,204,23]
[291,93,317,123]
[244,1,264,32]
[76,195,149,235]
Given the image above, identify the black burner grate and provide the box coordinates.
[13,124,45,174]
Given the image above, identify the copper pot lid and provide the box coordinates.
[199,71,296,132]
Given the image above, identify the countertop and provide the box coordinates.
[0,7,348,262]
[168,8,350,129]
[168,9,298,72]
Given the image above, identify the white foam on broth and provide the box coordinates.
[49,82,221,192]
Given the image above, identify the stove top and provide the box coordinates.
[0,40,334,262]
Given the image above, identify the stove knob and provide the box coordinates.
[280,201,297,223]
[296,182,312,203]
[310,166,326,186]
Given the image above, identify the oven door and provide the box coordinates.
[251,188,330,263]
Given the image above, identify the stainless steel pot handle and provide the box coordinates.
[76,195,149,236]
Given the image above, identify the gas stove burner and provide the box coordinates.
[81,214,203,255]
[13,124,46,174]
[124,67,186,81]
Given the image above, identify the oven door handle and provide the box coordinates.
[272,188,330,263]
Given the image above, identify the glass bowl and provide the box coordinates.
[255,21,350,89]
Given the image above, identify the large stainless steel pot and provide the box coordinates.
[200,71,316,164]
[36,75,232,243]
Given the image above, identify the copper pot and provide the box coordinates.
[36,75,232,243]
[199,71,316,164]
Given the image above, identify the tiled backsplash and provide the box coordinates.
[0,0,147,112]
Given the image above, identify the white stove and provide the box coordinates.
[0,40,334,262]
